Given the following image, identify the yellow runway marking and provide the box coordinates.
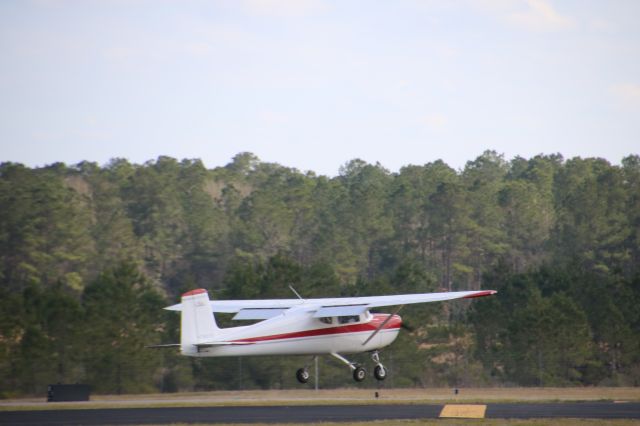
[439,404,487,418]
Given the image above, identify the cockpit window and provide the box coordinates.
[319,317,333,324]
[338,315,360,324]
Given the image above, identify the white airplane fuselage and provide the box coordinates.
[183,309,402,357]
[160,287,495,382]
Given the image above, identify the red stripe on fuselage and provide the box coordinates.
[231,314,402,343]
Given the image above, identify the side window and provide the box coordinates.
[319,317,333,325]
[338,315,360,324]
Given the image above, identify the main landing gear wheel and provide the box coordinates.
[353,366,367,382]
[296,368,310,383]
[374,365,387,381]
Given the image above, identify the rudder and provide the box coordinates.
[180,289,219,355]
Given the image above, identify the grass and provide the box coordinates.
[146,421,640,426]
[1,387,639,411]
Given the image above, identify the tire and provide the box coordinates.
[374,365,387,381]
[296,368,309,383]
[353,366,366,382]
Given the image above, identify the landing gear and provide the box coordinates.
[296,356,317,384]
[303,351,387,383]
[371,351,387,381]
[296,368,310,383]
[353,366,367,382]
[331,352,382,382]
[330,353,365,382]
[374,365,387,380]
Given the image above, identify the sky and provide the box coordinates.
[1,0,639,176]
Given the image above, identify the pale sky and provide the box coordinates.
[1,0,639,176]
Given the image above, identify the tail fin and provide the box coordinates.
[180,289,219,355]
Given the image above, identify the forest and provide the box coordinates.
[1,151,639,397]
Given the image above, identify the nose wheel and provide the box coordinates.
[374,364,387,380]
[371,351,387,381]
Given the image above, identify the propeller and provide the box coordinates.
[362,305,404,346]
[401,322,415,332]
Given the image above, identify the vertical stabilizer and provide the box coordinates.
[180,289,219,355]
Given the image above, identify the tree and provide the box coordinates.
[0,162,94,291]
[552,158,629,274]
[2,152,640,392]
[473,269,592,385]
[82,263,165,394]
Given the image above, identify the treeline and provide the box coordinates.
[0,151,639,396]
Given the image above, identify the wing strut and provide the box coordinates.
[362,305,404,346]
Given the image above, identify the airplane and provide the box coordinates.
[153,287,496,383]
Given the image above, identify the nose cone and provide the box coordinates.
[372,313,403,330]
[389,314,402,330]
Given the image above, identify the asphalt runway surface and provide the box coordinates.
[2,402,640,425]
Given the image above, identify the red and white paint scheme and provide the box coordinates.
[158,288,496,382]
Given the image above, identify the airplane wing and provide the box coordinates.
[165,290,496,319]
[327,290,497,309]
[308,290,496,317]
[164,298,304,312]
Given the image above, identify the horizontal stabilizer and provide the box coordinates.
[146,343,180,349]
[195,341,255,348]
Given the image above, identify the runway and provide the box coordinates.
[2,402,640,425]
